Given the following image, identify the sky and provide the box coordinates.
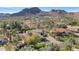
[0,7,79,14]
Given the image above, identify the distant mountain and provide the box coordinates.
[51,9,67,14]
[10,7,42,16]
[1,7,79,21]
[0,13,10,18]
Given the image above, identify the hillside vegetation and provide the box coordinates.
[0,7,79,51]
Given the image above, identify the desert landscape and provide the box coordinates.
[0,7,79,51]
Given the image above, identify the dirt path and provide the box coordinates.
[46,35,63,47]
[47,36,62,44]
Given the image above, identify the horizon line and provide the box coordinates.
[0,7,79,14]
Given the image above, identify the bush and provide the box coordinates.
[69,21,78,26]
[19,45,36,51]
[34,42,46,49]
[57,23,67,28]
[38,42,54,51]
[34,42,60,51]
[58,36,71,42]
[75,45,79,49]
[25,34,41,44]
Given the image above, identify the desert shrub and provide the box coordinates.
[25,34,41,44]
[34,42,46,49]
[65,45,73,51]
[40,31,48,37]
[11,28,19,36]
[18,42,60,51]
[75,45,79,49]
[38,42,54,51]
[58,36,71,42]
[57,23,67,28]
[69,21,78,26]
[18,45,36,51]
[60,41,74,51]
[34,42,60,51]
[60,46,72,51]
[0,22,7,29]
[3,44,13,51]
[74,38,79,45]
